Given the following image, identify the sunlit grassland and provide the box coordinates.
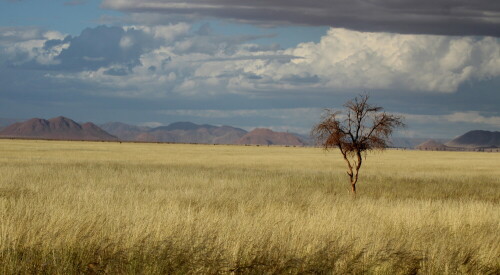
[0,139,499,274]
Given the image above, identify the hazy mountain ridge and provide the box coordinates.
[415,139,448,150]
[2,117,498,149]
[101,121,249,144]
[99,122,151,141]
[0,116,118,141]
[0,118,22,131]
[413,130,500,151]
[101,121,308,146]
[151,122,218,132]
[1,118,308,146]
[390,137,449,149]
[446,130,500,148]
[236,128,306,146]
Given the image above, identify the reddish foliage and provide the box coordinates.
[311,94,405,194]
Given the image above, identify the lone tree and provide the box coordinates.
[312,94,405,195]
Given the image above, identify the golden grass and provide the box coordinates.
[0,139,499,274]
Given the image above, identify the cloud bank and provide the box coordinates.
[283,29,500,92]
[2,25,500,98]
[101,0,500,37]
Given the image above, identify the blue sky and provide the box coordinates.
[0,0,111,35]
[1,0,499,138]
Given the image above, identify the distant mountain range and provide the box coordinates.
[445,130,500,148]
[415,130,500,151]
[415,139,449,150]
[1,116,498,149]
[236,128,304,146]
[0,117,118,141]
[390,137,449,149]
[100,121,306,146]
[0,117,307,146]
[0,118,20,130]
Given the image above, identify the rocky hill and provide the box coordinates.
[390,137,438,149]
[0,116,118,141]
[415,139,448,150]
[102,121,306,146]
[236,128,306,146]
[0,118,21,131]
[100,122,151,141]
[102,121,248,144]
[446,130,500,148]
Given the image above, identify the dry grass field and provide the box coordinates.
[0,139,499,274]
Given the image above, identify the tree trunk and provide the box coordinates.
[347,172,355,195]
[351,153,361,197]
[342,151,358,196]
[351,173,359,196]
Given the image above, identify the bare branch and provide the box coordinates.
[311,93,405,195]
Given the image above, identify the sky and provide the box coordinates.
[0,0,499,139]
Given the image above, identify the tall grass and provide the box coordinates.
[0,139,499,274]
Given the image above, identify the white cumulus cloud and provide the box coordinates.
[1,28,67,66]
[3,25,500,97]
[263,29,500,92]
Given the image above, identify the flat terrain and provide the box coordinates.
[0,139,499,274]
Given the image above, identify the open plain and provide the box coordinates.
[0,139,499,274]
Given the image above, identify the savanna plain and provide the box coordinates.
[0,139,499,274]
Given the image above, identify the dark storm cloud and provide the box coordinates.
[8,25,156,71]
[102,0,500,37]
[3,24,279,72]
[55,26,144,71]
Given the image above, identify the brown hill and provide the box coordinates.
[236,128,305,146]
[390,137,448,149]
[446,130,500,148]
[0,118,20,130]
[140,123,248,144]
[100,122,151,141]
[416,139,448,150]
[103,121,309,146]
[0,116,118,141]
[102,121,248,144]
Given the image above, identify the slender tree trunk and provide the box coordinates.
[350,171,358,196]
[350,150,362,197]
[352,171,359,196]
[341,150,356,196]
[347,173,356,196]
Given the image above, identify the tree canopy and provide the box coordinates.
[312,94,405,194]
